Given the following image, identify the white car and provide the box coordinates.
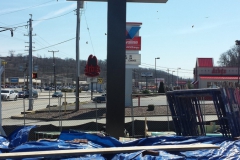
[1,89,18,101]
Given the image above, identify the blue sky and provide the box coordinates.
[1,0,240,79]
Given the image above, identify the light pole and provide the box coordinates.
[48,50,59,92]
[166,69,170,87]
[235,40,240,86]
[172,71,175,88]
[177,68,181,87]
[155,57,160,92]
[2,61,7,88]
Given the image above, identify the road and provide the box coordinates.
[1,91,168,118]
[0,91,218,130]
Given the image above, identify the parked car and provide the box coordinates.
[1,89,18,101]
[92,96,106,103]
[18,91,25,98]
[18,90,38,99]
[14,90,19,97]
[52,92,63,98]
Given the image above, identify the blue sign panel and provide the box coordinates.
[10,78,19,83]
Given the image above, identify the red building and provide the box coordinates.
[193,58,239,88]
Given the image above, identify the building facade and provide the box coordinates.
[193,58,240,88]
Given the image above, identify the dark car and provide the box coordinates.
[18,90,38,99]
[52,92,63,98]
[93,96,106,103]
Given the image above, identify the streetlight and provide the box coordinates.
[177,68,181,87]
[235,40,240,86]
[172,71,175,88]
[166,69,170,87]
[155,57,160,93]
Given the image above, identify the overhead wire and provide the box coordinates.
[0,0,56,16]
[141,63,193,71]
[34,37,75,51]
[33,34,74,58]
[33,10,75,21]
[140,63,193,76]
[83,8,95,55]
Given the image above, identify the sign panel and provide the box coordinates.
[126,37,141,50]
[97,78,103,84]
[84,54,101,77]
[126,54,141,65]
[10,77,19,83]
[141,72,153,77]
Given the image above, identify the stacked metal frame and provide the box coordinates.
[166,88,232,138]
[220,85,240,138]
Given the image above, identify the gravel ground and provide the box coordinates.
[22,104,216,120]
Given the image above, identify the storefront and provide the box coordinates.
[193,58,239,88]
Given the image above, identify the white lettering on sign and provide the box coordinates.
[125,54,141,65]
[126,41,138,44]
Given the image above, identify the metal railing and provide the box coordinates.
[0,91,218,140]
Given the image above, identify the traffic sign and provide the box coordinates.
[97,78,103,84]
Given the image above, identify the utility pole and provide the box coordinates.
[24,15,36,111]
[28,14,33,111]
[75,1,83,111]
[48,50,59,92]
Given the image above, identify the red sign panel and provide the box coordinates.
[126,37,141,50]
[84,55,100,77]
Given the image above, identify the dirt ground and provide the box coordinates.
[21,104,216,120]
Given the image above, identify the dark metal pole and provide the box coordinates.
[106,0,126,138]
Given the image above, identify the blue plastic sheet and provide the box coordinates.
[1,126,240,159]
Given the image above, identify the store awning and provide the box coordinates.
[200,76,239,80]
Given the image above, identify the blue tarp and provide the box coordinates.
[1,126,240,159]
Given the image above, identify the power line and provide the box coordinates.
[141,63,193,71]
[0,21,27,28]
[33,10,75,21]
[83,11,95,55]
[34,37,75,51]
[34,34,73,58]
[0,0,56,16]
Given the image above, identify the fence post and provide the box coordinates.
[138,96,140,107]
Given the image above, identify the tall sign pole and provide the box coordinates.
[67,0,168,139]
